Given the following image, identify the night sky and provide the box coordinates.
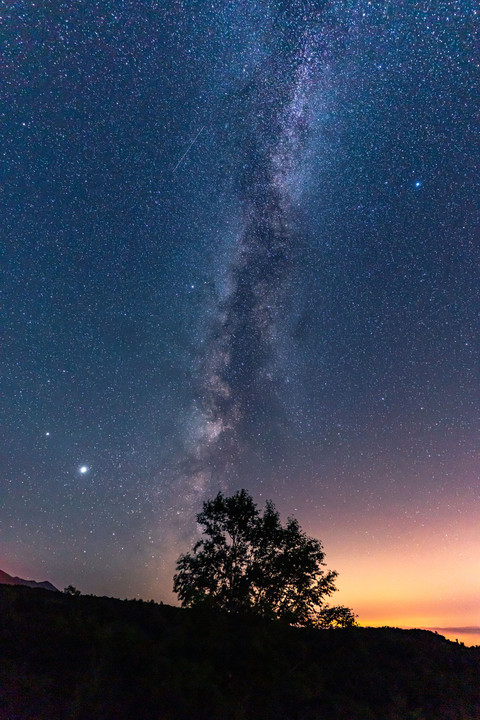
[2,1,478,642]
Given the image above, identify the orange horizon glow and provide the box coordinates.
[302,493,480,648]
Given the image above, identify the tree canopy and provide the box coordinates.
[173,489,356,628]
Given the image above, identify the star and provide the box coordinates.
[79,466,89,474]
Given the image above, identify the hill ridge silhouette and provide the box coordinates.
[0,584,478,720]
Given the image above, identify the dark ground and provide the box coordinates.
[0,585,479,720]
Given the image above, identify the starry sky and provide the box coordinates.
[2,0,479,643]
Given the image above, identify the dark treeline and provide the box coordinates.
[0,584,479,720]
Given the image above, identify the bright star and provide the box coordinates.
[79,466,89,474]
[415,180,422,187]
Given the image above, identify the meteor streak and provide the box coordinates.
[172,126,205,172]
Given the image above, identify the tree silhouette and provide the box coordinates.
[173,489,356,627]
[64,585,81,596]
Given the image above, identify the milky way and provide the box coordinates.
[175,4,330,510]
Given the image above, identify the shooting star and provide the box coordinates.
[172,126,205,172]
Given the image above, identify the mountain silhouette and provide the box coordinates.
[0,567,58,592]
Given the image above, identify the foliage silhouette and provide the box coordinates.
[173,489,356,627]
[0,584,479,720]
[64,584,81,596]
